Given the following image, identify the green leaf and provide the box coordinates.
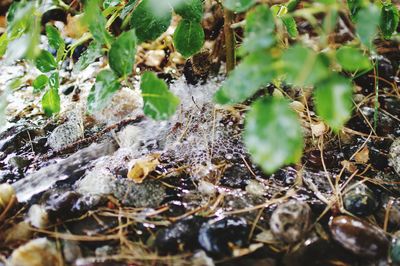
[242,5,275,53]
[46,25,64,51]
[355,5,380,49]
[314,75,353,132]
[141,71,180,120]
[223,0,256,13]
[336,46,371,71]
[121,0,139,19]
[109,29,137,77]
[244,97,304,174]
[49,72,59,89]
[347,0,364,19]
[87,70,121,112]
[173,19,204,58]
[35,50,57,72]
[33,74,48,92]
[281,15,298,38]
[73,41,103,72]
[130,0,172,43]
[42,88,61,116]
[173,0,203,22]
[103,0,121,9]
[0,33,8,57]
[46,24,65,62]
[380,3,399,39]
[282,44,329,87]
[286,0,300,12]
[214,51,275,104]
[84,0,113,45]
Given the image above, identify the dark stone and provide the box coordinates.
[330,215,389,258]
[62,85,76,96]
[343,183,378,216]
[220,164,251,189]
[154,216,206,254]
[198,216,249,256]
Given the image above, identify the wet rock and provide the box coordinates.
[343,183,378,216]
[66,215,118,239]
[269,166,297,187]
[8,238,59,266]
[112,179,166,208]
[219,164,251,189]
[377,196,400,230]
[390,138,400,176]
[44,191,103,221]
[8,156,31,170]
[391,231,400,264]
[62,85,76,96]
[270,200,312,243]
[47,110,84,150]
[329,215,389,258]
[78,168,166,208]
[198,216,250,256]
[0,124,44,154]
[154,217,206,254]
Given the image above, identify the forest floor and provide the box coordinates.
[0,2,400,266]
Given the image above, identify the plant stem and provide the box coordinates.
[223,8,236,74]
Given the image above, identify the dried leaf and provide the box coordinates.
[354,146,369,164]
[127,154,160,183]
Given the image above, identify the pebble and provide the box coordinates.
[27,204,48,229]
[343,183,378,216]
[8,238,59,266]
[245,180,266,196]
[391,231,400,264]
[270,200,311,243]
[0,183,15,212]
[198,216,249,256]
[329,215,389,258]
[47,110,84,150]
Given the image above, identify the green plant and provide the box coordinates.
[0,0,399,175]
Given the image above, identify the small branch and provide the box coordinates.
[223,8,236,74]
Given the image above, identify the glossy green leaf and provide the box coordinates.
[84,0,113,45]
[0,33,8,57]
[380,3,399,39]
[244,97,304,174]
[33,74,48,92]
[35,50,57,72]
[103,0,121,9]
[46,25,64,51]
[87,70,121,113]
[73,41,103,72]
[242,5,275,53]
[314,75,353,132]
[120,0,138,19]
[130,0,172,43]
[347,0,364,19]
[336,46,371,71]
[282,45,329,87]
[49,72,59,89]
[223,0,256,13]
[355,5,380,49]
[173,20,204,58]
[141,71,180,120]
[281,15,298,38]
[286,0,300,12]
[173,0,203,22]
[42,88,61,116]
[214,51,275,104]
[109,29,137,77]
